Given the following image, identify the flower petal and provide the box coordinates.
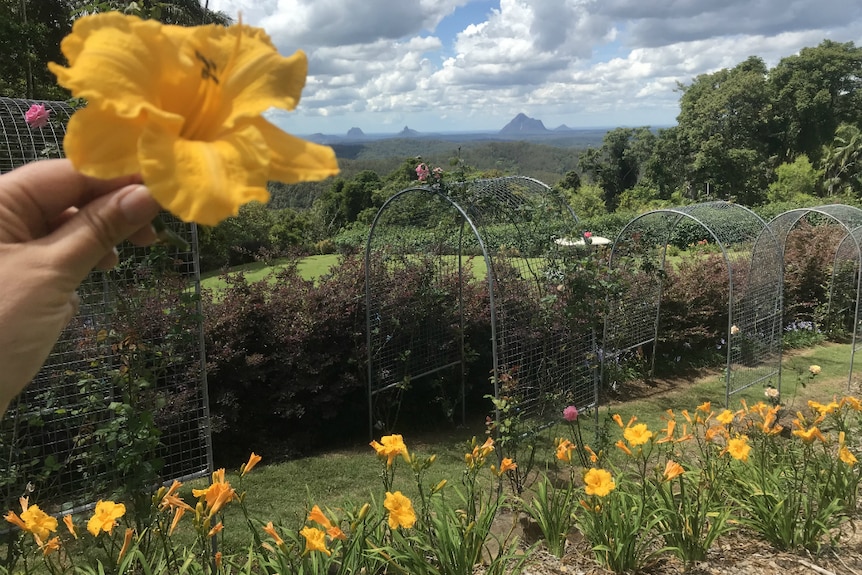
[251,118,339,183]
[139,123,269,225]
[49,14,167,118]
[62,106,146,179]
[196,25,307,122]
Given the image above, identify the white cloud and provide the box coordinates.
[207,0,862,134]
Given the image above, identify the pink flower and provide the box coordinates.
[583,231,593,239]
[432,167,443,180]
[563,405,578,421]
[416,163,430,182]
[24,104,50,129]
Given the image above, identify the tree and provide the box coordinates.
[675,56,773,204]
[767,155,821,203]
[769,40,862,164]
[579,127,655,210]
[0,0,73,99]
[822,123,862,197]
[71,0,231,25]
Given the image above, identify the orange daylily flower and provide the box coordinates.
[308,505,346,541]
[242,452,262,477]
[118,528,135,561]
[663,460,685,481]
[262,521,284,546]
[62,514,77,539]
[556,438,575,462]
[192,469,236,518]
[615,439,633,456]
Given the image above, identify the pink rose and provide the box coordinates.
[563,405,578,421]
[583,231,593,239]
[416,163,430,182]
[24,104,50,129]
[432,167,443,180]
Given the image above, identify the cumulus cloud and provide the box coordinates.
[207,0,862,133]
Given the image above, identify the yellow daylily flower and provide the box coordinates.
[716,409,734,425]
[87,501,126,536]
[724,435,751,461]
[370,434,409,467]
[300,526,330,555]
[49,13,339,226]
[5,503,58,542]
[840,446,858,466]
[383,491,416,529]
[623,423,653,446]
[583,468,615,497]
[40,536,61,557]
[793,425,827,444]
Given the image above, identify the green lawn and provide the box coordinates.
[199,253,557,293]
[200,254,341,291]
[185,341,858,553]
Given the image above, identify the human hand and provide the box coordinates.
[0,159,162,415]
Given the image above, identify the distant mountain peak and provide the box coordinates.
[347,127,365,138]
[399,126,420,137]
[500,113,549,134]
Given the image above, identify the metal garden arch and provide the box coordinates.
[0,97,212,513]
[365,176,596,436]
[763,205,862,385]
[602,201,783,405]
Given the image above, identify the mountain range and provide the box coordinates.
[309,113,583,145]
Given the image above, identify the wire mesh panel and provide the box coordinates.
[832,224,862,386]
[603,201,783,405]
[366,176,591,434]
[764,205,862,386]
[0,97,211,513]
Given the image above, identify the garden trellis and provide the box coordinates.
[835,226,862,387]
[0,97,212,513]
[763,205,862,386]
[602,201,783,405]
[365,176,596,436]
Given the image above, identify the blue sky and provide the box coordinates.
[208,0,862,136]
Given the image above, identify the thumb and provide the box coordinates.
[47,184,163,282]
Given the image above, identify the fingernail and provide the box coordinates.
[119,185,160,225]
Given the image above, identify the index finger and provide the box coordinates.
[0,159,142,238]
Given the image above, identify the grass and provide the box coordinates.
[200,255,340,291]
[200,253,562,294]
[184,341,860,553]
